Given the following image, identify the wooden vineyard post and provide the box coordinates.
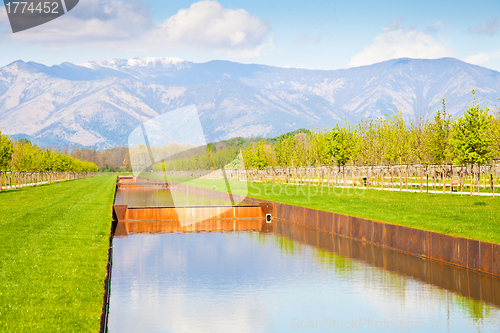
[470,166,474,196]
[491,172,495,198]
[351,165,354,188]
[321,168,324,187]
[419,166,423,193]
[475,168,479,196]
[329,167,333,187]
[343,166,346,188]
[0,172,2,192]
[405,165,408,191]
[460,167,463,196]
[443,167,446,194]
[483,166,486,190]
[399,165,402,192]
[493,162,496,198]
[433,167,437,194]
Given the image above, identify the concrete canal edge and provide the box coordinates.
[257,198,500,278]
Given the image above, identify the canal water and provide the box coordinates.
[114,186,234,207]
[108,220,500,332]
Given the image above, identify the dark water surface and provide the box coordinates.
[108,222,500,333]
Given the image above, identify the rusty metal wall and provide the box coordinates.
[113,205,265,236]
[115,219,265,236]
[271,201,500,277]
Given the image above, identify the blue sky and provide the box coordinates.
[0,0,499,71]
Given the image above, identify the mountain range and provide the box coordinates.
[0,57,499,148]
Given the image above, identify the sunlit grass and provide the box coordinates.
[0,176,116,332]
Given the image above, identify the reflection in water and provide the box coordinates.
[114,187,233,207]
[108,221,500,333]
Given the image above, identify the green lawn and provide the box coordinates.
[151,174,500,244]
[0,176,116,332]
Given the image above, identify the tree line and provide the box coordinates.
[70,146,130,172]
[0,136,98,172]
[149,132,312,172]
[243,91,500,169]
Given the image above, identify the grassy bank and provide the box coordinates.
[154,174,500,244]
[0,176,116,332]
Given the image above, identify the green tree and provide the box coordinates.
[427,98,451,163]
[448,90,494,165]
[0,132,13,170]
[379,111,411,165]
[327,124,355,168]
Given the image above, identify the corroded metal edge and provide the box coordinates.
[270,201,500,278]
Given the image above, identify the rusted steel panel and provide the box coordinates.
[292,205,305,227]
[259,202,274,215]
[397,226,426,257]
[372,221,384,247]
[122,206,264,223]
[479,242,494,274]
[118,218,264,234]
[493,244,500,277]
[331,214,340,235]
[305,208,318,229]
[113,205,128,222]
[275,202,285,221]
[337,215,351,238]
[382,223,398,250]
[452,236,468,268]
[429,232,454,265]
[468,239,480,271]
[350,217,372,243]
[317,210,332,233]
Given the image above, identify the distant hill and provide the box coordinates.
[0,57,499,148]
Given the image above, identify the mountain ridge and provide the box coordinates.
[0,57,499,148]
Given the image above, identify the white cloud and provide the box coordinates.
[466,16,499,35]
[150,1,270,56]
[348,18,453,68]
[464,49,500,65]
[0,0,271,57]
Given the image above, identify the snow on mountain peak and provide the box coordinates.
[79,57,188,70]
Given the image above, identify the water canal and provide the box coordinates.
[107,178,500,332]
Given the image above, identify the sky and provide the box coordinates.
[0,0,499,71]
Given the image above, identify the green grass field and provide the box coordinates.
[0,176,116,332]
